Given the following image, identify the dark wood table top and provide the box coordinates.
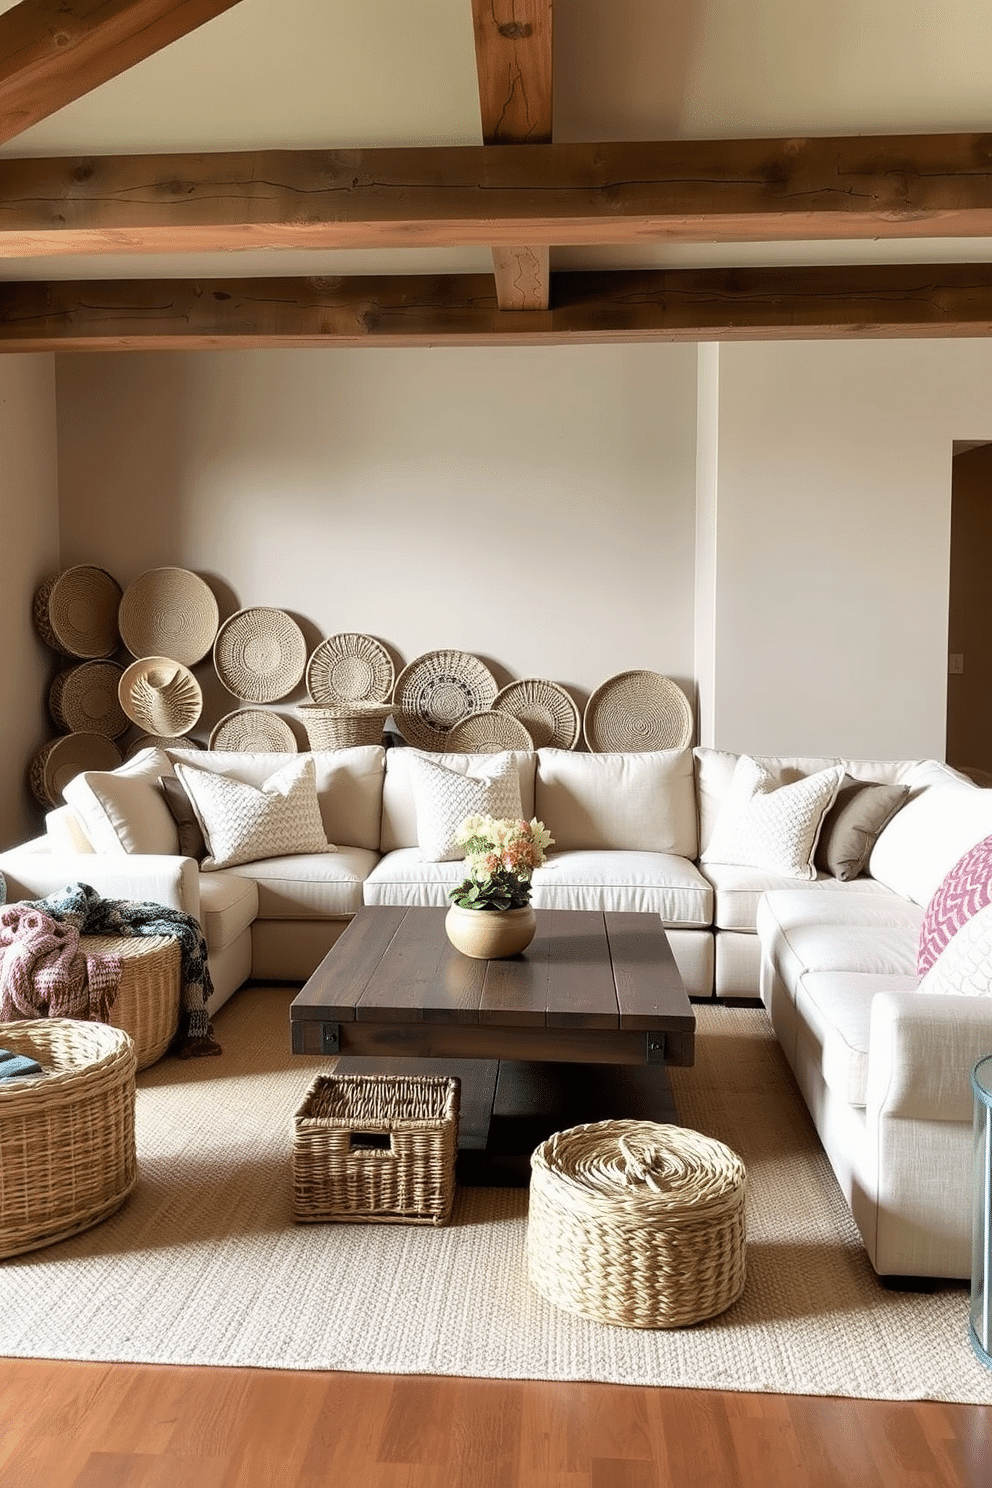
[290,906,694,1065]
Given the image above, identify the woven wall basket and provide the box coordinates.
[214,608,307,703]
[118,657,203,737]
[392,650,497,751]
[49,662,128,739]
[124,733,203,759]
[118,567,219,665]
[443,710,533,754]
[296,703,391,750]
[0,1019,136,1259]
[527,1120,746,1330]
[493,678,581,751]
[29,734,123,808]
[210,709,298,753]
[583,671,694,753]
[306,633,395,706]
[32,567,122,659]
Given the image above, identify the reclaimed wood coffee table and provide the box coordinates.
[290,905,695,1183]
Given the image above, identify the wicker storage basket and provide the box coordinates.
[527,1120,746,1328]
[296,703,391,749]
[293,1072,460,1226]
[0,1019,137,1259]
[82,934,182,1070]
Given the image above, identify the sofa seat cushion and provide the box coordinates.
[705,866,904,933]
[197,871,259,954]
[363,848,466,907]
[230,848,378,919]
[795,970,920,1108]
[757,888,922,994]
[530,851,712,926]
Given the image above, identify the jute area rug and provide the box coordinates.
[2,986,990,1403]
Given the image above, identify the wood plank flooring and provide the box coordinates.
[0,1359,989,1487]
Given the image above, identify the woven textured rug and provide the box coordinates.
[2,986,990,1403]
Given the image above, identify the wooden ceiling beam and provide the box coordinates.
[3,133,992,258]
[0,0,247,146]
[2,263,991,351]
[472,0,553,309]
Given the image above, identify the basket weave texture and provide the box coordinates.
[210,708,298,753]
[443,709,533,753]
[118,567,219,665]
[29,734,123,807]
[293,1072,460,1226]
[306,633,395,706]
[392,649,497,751]
[49,661,128,738]
[32,567,122,659]
[83,934,182,1070]
[493,678,581,750]
[583,671,694,753]
[118,657,203,737]
[527,1120,746,1329]
[296,703,391,749]
[0,1019,137,1259]
[214,608,307,703]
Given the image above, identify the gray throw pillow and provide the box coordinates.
[814,776,910,881]
[159,774,208,861]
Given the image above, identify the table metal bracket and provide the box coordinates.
[646,1033,667,1066]
[322,1022,340,1055]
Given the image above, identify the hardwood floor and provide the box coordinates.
[0,1360,989,1487]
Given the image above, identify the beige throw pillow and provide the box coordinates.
[701,755,844,881]
[174,756,335,871]
[407,751,524,862]
[62,747,179,856]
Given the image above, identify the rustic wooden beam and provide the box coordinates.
[0,0,247,145]
[3,134,992,258]
[472,0,553,311]
[2,264,991,350]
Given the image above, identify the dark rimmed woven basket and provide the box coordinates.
[28,733,123,807]
[49,661,128,739]
[293,1072,460,1226]
[527,1119,746,1328]
[0,1019,137,1259]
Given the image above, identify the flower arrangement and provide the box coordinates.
[449,814,554,911]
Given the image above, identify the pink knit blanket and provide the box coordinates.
[0,906,121,1023]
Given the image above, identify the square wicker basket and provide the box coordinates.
[293,1072,460,1226]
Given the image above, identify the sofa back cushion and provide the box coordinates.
[534,747,698,856]
[166,745,385,851]
[869,781,992,907]
[380,749,537,853]
[62,746,180,856]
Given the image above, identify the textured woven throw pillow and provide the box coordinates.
[174,756,335,871]
[701,756,844,880]
[408,751,524,862]
[918,897,992,997]
[917,832,992,975]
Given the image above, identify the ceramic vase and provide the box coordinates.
[444,904,537,960]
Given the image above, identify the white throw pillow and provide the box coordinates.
[701,756,843,881]
[407,751,523,862]
[62,747,179,856]
[918,899,992,998]
[174,756,335,871]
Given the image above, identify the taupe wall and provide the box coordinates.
[0,355,59,848]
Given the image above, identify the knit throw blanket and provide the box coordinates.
[0,883,220,1059]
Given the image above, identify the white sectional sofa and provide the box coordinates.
[2,739,990,1280]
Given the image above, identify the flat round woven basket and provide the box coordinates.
[209,708,298,753]
[296,703,392,750]
[527,1120,746,1330]
[49,661,128,739]
[306,633,395,706]
[29,733,123,807]
[118,567,219,665]
[443,710,533,754]
[32,567,122,659]
[583,671,694,753]
[214,608,307,703]
[0,1019,136,1259]
[124,732,203,759]
[118,656,203,737]
[493,678,581,751]
[392,650,498,751]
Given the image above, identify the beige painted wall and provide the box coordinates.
[0,355,59,848]
[708,340,992,759]
[55,344,699,745]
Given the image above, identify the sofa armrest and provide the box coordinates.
[0,848,201,920]
[866,989,992,1123]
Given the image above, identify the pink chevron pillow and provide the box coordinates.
[918,833,992,975]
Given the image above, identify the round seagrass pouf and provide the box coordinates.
[527,1120,746,1329]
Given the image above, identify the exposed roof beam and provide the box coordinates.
[472,0,553,310]
[3,134,991,259]
[0,0,247,146]
[2,263,991,350]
